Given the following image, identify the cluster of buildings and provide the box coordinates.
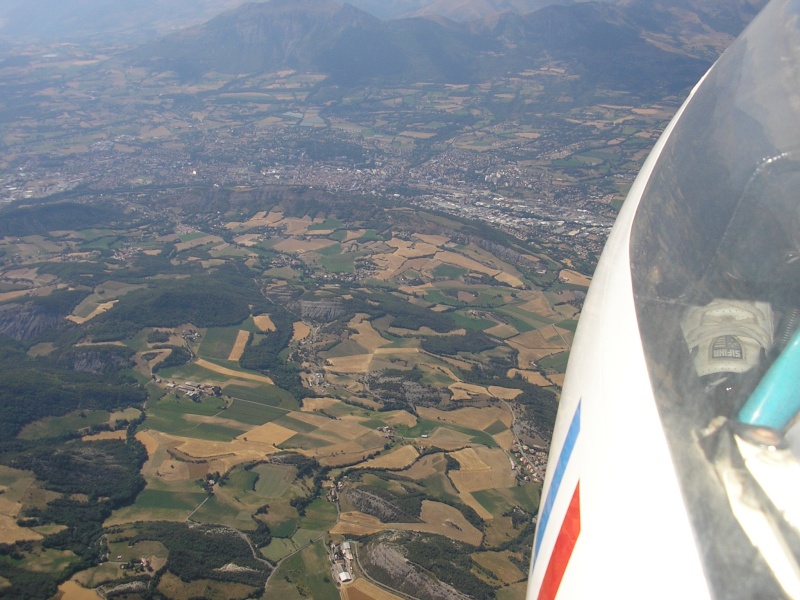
[513,443,548,482]
[163,380,221,401]
[328,541,354,584]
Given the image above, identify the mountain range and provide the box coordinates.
[0,0,766,45]
[117,0,765,98]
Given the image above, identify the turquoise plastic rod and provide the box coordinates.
[738,328,800,430]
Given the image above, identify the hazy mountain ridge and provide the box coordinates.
[124,0,715,96]
[0,0,766,44]
[0,0,252,43]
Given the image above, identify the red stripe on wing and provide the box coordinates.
[537,482,581,600]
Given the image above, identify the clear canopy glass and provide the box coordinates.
[630,0,800,596]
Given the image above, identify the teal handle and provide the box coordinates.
[737,328,800,430]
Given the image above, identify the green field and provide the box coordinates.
[190,494,255,530]
[223,383,297,409]
[432,263,469,279]
[222,400,286,425]
[134,489,207,511]
[261,537,297,562]
[252,464,297,498]
[450,311,496,331]
[267,540,339,600]
[275,414,321,433]
[320,252,355,273]
[322,339,369,359]
[18,409,112,439]
[308,218,343,230]
[144,396,244,440]
[270,518,299,539]
[537,351,570,372]
[555,319,579,332]
[484,419,508,435]
[180,232,209,242]
[199,326,244,360]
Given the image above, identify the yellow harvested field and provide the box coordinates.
[494,271,525,289]
[372,253,409,279]
[399,130,436,139]
[193,359,274,384]
[288,410,339,428]
[472,551,525,585]
[559,269,592,287]
[457,291,476,302]
[58,581,101,600]
[426,427,473,449]
[175,234,223,252]
[398,282,433,296]
[227,330,250,361]
[342,229,366,242]
[318,419,376,441]
[488,386,523,400]
[155,458,191,482]
[549,373,566,386]
[292,321,311,341]
[0,290,30,302]
[136,431,160,456]
[0,514,41,544]
[516,290,558,317]
[279,216,318,235]
[0,494,20,521]
[413,233,450,246]
[239,422,297,446]
[342,578,404,600]
[493,429,515,451]
[398,242,439,258]
[385,238,411,251]
[253,315,276,332]
[355,445,419,470]
[396,256,433,278]
[373,346,419,355]
[413,501,482,545]
[445,384,468,401]
[300,397,341,412]
[333,502,482,546]
[226,210,285,230]
[82,430,126,442]
[148,435,280,475]
[331,511,384,536]
[306,229,335,236]
[325,354,373,373]
[66,300,118,324]
[450,447,517,493]
[484,323,519,338]
[507,326,570,366]
[273,237,338,254]
[233,233,261,246]
[350,318,390,352]
[459,492,493,521]
[451,447,490,471]
[400,453,442,480]
[510,343,564,368]
[435,251,499,276]
[317,451,380,468]
[182,413,250,432]
[507,369,553,386]
[2,267,41,281]
[418,406,512,431]
[378,410,417,428]
[448,382,490,399]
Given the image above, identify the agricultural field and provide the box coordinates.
[0,194,585,599]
